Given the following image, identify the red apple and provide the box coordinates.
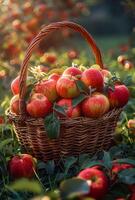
[26,93,52,118]
[128,119,135,129]
[130,192,135,200]
[9,154,36,179]
[112,163,133,180]
[124,61,133,70]
[12,19,22,31]
[101,69,112,80]
[11,76,20,95]
[63,67,82,77]
[68,50,78,59]
[35,79,58,102]
[10,95,19,115]
[108,84,129,108]
[81,68,104,91]
[56,76,80,98]
[0,116,4,124]
[57,99,81,118]
[45,53,57,64]
[117,55,127,65]
[78,168,108,199]
[48,73,60,81]
[81,93,110,118]
[112,163,133,174]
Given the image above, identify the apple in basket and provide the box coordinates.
[26,93,52,118]
[57,98,81,118]
[10,94,19,115]
[63,66,82,77]
[108,84,130,108]
[34,79,58,102]
[81,93,110,118]
[11,76,20,95]
[48,73,60,81]
[78,167,109,199]
[81,68,104,92]
[9,154,36,179]
[56,75,80,98]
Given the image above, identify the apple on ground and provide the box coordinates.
[81,92,110,118]
[112,163,134,181]
[108,84,130,108]
[101,69,112,80]
[26,93,52,118]
[35,79,58,102]
[117,55,127,65]
[57,98,81,118]
[56,75,80,98]
[81,68,104,91]
[78,168,108,199]
[9,154,36,179]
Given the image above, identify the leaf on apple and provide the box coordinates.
[102,151,112,169]
[76,80,88,93]
[114,158,135,166]
[44,113,60,139]
[53,103,67,116]
[118,168,135,184]
[72,93,87,107]
[60,178,90,199]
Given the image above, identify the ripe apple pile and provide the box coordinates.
[10,65,130,119]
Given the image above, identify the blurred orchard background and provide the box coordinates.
[1,0,135,199]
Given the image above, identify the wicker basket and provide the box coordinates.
[7,21,122,161]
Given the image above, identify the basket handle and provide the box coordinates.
[19,21,104,115]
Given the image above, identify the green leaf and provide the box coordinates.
[118,168,135,184]
[0,138,13,150]
[80,160,106,170]
[76,80,88,93]
[53,103,67,116]
[44,113,60,139]
[102,151,112,169]
[123,75,132,86]
[60,178,90,199]
[7,178,43,194]
[113,158,135,166]
[24,84,34,101]
[72,93,87,107]
[64,156,78,174]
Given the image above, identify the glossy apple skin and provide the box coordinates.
[78,168,108,199]
[26,93,52,118]
[81,93,110,118]
[9,154,36,179]
[81,68,104,91]
[112,163,133,181]
[10,95,19,115]
[35,79,58,102]
[57,99,81,118]
[63,67,82,77]
[56,76,80,98]
[101,69,112,80]
[48,73,60,81]
[11,76,20,95]
[108,85,129,108]
[130,193,135,200]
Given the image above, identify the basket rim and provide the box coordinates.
[6,107,123,124]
